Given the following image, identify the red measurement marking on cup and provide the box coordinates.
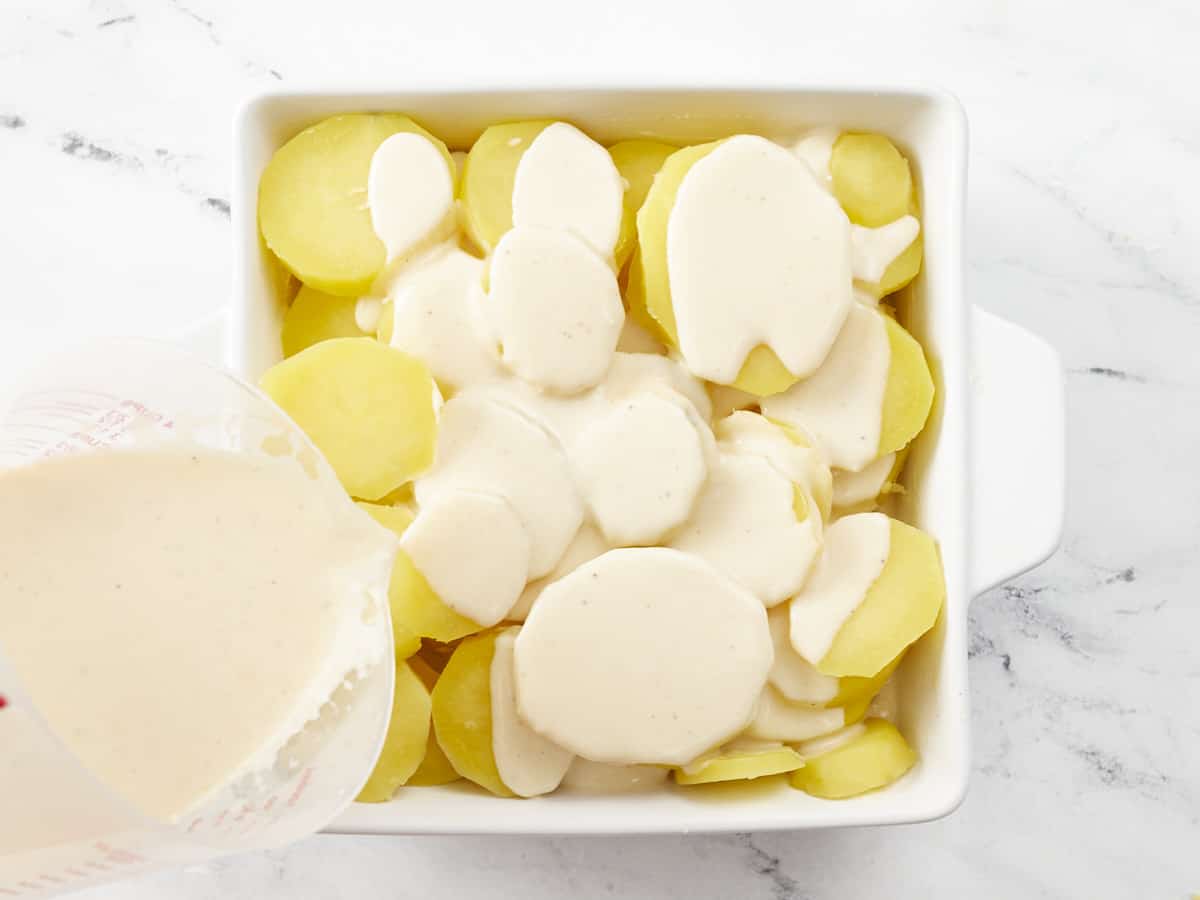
[286,767,313,808]
[0,694,9,710]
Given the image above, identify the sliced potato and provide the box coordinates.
[259,338,437,501]
[857,189,923,299]
[281,285,365,358]
[459,120,555,253]
[356,660,432,802]
[878,316,935,457]
[830,133,912,228]
[675,745,804,786]
[404,656,461,786]
[790,719,916,799]
[817,518,945,679]
[390,549,482,643]
[609,139,676,270]
[430,631,513,797]
[259,113,452,296]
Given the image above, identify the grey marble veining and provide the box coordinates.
[2,0,1198,897]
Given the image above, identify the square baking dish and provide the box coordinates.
[227,85,1065,834]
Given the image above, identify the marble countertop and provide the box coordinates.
[2,0,1197,896]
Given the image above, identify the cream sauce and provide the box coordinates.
[560,758,669,794]
[513,548,771,766]
[670,453,821,607]
[851,216,920,284]
[832,452,896,509]
[508,523,608,622]
[489,628,573,797]
[797,721,867,758]
[745,686,846,742]
[354,296,382,334]
[399,490,530,628]
[766,605,839,705]
[789,512,891,665]
[0,447,394,822]
[790,126,840,188]
[510,122,624,259]
[666,135,852,384]
[367,132,456,262]
[387,245,500,392]
[761,303,892,472]
[572,389,711,546]
[486,226,624,394]
[413,393,584,579]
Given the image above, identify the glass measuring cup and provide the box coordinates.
[0,339,397,898]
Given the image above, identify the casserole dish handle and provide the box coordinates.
[969,307,1065,596]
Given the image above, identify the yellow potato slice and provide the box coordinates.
[280,284,365,358]
[459,120,555,253]
[818,519,945,679]
[674,745,804,786]
[259,337,437,501]
[629,140,799,397]
[430,631,514,797]
[857,189,924,300]
[259,113,452,296]
[879,316,935,457]
[356,660,432,802]
[830,133,913,228]
[354,500,460,656]
[789,719,917,799]
[404,656,461,786]
[609,139,676,270]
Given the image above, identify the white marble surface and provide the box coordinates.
[2,0,1198,896]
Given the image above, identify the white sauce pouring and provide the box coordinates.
[0,447,394,822]
[667,135,853,384]
[761,303,892,472]
[789,512,892,665]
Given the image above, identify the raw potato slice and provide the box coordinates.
[430,631,513,797]
[355,500,422,659]
[674,745,804,786]
[630,137,852,395]
[609,139,677,269]
[356,660,432,802]
[878,315,935,457]
[259,338,438,501]
[400,491,531,629]
[830,133,913,228]
[817,518,944,678]
[259,113,452,296]
[486,226,624,394]
[281,284,365,358]
[789,719,917,799]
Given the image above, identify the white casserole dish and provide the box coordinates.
[225,85,1065,834]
